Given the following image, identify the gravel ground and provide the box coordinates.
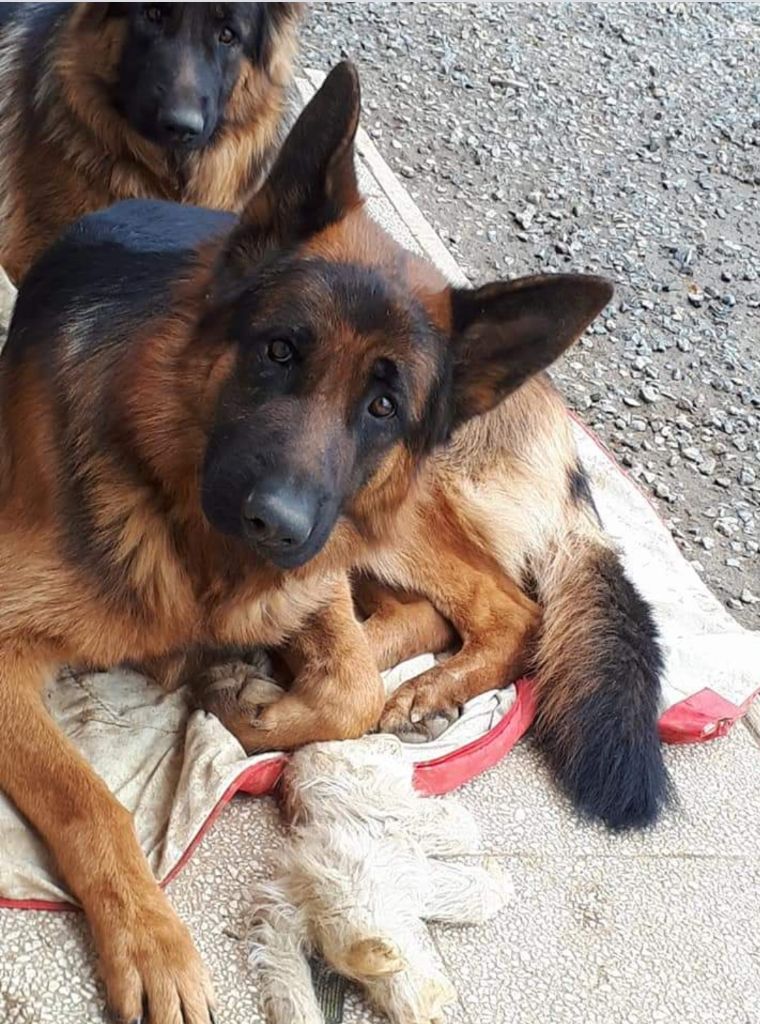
[301,1,760,628]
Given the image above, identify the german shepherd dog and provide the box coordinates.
[0,63,668,1019]
[0,1,302,283]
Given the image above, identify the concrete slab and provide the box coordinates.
[433,850,760,1024]
[454,725,760,860]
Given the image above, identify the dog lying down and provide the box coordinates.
[249,734,512,1024]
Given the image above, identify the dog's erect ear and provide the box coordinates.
[449,274,613,426]
[223,61,361,275]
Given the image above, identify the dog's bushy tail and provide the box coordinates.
[532,527,671,830]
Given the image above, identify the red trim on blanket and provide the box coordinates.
[659,686,760,744]
[0,896,79,912]
[0,681,536,912]
[0,756,290,912]
[413,677,536,795]
[161,754,288,887]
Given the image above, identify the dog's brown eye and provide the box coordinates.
[267,339,294,364]
[144,4,163,23]
[368,395,396,419]
[218,26,236,45]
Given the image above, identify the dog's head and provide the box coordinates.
[198,62,613,570]
[80,3,300,151]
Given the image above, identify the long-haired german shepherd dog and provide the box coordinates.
[0,62,668,1018]
[0,1,302,283]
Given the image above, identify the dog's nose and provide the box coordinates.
[160,106,205,145]
[242,485,318,551]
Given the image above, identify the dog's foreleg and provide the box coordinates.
[378,539,539,741]
[205,575,386,752]
[355,578,457,671]
[0,646,214,1023]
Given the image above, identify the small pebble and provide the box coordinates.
[513,207,535,230]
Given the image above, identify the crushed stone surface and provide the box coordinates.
[302,1,760,628]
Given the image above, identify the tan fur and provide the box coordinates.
[361,375,609,735]
[0,3,300,282]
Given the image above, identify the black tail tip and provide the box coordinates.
[542,723,673,831]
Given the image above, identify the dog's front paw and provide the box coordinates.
[379,674,462,744]
[199,660,285,717]
[94,889,214,1024]
[200,666,318,752]
[198,659,295,752]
